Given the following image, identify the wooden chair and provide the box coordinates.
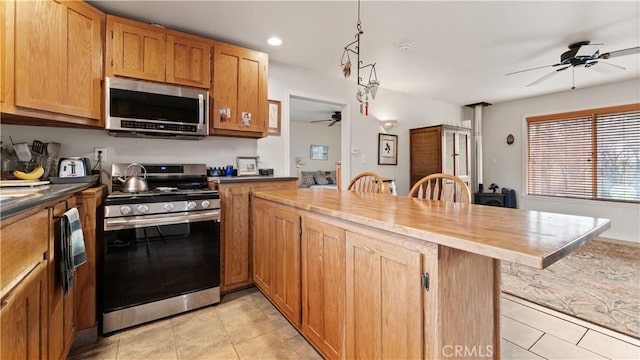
[348,171,385,193]
[409,173,471,203]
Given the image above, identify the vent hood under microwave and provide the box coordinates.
[105,77,209,140]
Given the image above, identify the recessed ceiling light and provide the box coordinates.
[267,37,283,46]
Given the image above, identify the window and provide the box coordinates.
[527,104,640,203]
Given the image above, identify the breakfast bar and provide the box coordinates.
[251,188,611,359]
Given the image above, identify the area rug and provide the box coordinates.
[501,239,640,339]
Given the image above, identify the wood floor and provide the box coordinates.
[69,288,640,359]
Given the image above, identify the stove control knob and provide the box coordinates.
[186,201,197,210]
[137,205,149,214]
[163,203,174,212]
[201,200,210,208]
[120,206,132,216]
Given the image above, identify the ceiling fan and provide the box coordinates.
[506,41,640,88]
[310,111,342,127]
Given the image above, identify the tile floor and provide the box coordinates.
[70,288,640,360]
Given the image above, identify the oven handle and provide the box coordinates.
[104,210,220,231]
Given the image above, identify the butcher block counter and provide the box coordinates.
[250,188,610,360]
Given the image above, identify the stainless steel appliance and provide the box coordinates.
[101,163,220,334]
[105,77,209,139]
[58,157,91,177]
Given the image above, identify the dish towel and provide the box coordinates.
[61,207,86,295]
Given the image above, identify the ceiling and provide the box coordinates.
[289,97,343,124]
[90,1,640,106]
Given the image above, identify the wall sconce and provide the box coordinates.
[295,157,305,168]
[380,120,398,130]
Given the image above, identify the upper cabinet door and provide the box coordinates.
[166,34,210,89]
[106,15,166,83]
[211,42,268,136]
[13,0,103,121]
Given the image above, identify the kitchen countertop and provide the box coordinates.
[0,182,97,220]
[214,176,297,183]
[253,188,611,269]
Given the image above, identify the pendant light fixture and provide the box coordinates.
[340,0,380,116]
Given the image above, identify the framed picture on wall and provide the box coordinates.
[310,144,329,160]
[236,156,259,176]
[268,100,281,136]
[378,133,398,165]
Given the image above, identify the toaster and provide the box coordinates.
[58,157,91,177]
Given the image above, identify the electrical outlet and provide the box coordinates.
[94,147,108,162]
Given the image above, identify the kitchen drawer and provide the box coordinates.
[0,208,48,292]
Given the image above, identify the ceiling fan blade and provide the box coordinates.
[328,120,337,127]
[505,63,562,76]
[575,44,601,57]
[598,46,640,59]
[310,119,330,123]
[586,60,626,74]
[526,66,570,87]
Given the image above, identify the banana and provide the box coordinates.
[14,166,45,180]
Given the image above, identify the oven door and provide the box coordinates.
[102,210,220,333]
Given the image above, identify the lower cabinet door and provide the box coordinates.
[301,216,345,360]
[252,199,273,294]
[345,231,424,360]
[0,261,47,360]
[271,206,301,326]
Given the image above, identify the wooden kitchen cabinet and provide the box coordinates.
[0,260,48,360]
[251,198,301,326]
[211,42,268,137]
[301,215,345,360]
[166,34,211,88]
[271,205,301,326]
[1,0,104,126]
[252,197,273,294]
[106,15,166,83]
[106,15,211,89]
[1,207,49,360]
[219,179,296,292]
[74,187,105,333]
[48,198,76,360]
[410,125,471,189]
[344,231,424,359]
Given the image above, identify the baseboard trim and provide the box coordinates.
[595,237,640,248]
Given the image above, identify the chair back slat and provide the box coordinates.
[348,172,385,194]
[409,173,471,203]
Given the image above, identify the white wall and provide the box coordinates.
[482,78,640,243]
[259,62,464,195]
[289,121,341,177]
[0,123,257,172]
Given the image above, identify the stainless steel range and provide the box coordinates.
[101,163,220,334]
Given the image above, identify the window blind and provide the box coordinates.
[526,104,640,203]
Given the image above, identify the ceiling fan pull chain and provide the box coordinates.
[571,67,576,90]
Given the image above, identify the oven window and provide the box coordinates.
[103,220,220,311]
[110,88,202,124]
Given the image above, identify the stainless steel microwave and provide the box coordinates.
[105,77,209,139]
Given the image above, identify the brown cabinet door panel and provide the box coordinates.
[301,216,345,360]
[211,43,267,135]
[271,206,301,326]
[345,231,423,360]
[0,260,47,360]
[252,198,272,294]
[107,15,166,82]
[166,35,210,89]
[14,0,102,121]
[221,186,251,290]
